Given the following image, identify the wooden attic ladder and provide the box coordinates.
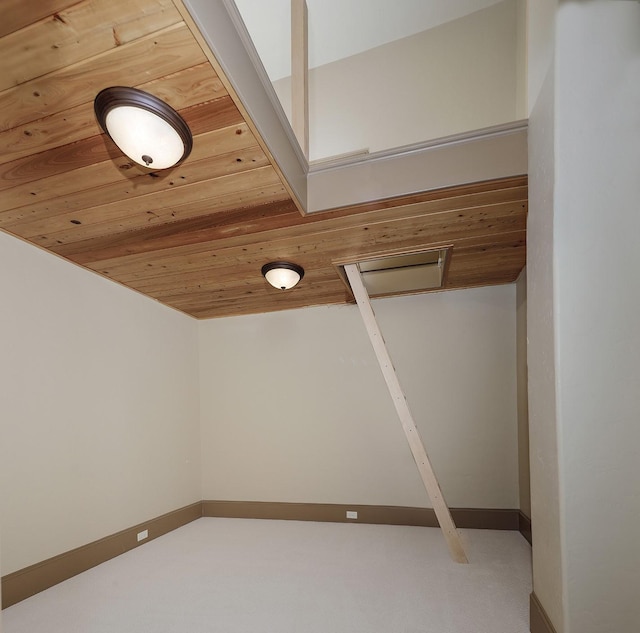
[344,264,468,564]
[291,1,465,563]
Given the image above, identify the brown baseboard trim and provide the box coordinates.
[2,501,523,609]
[1,501,202,609]
[519,510,532,545]
[530,592,559,633]
[202,500,519,530]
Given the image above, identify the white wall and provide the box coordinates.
[527,2,640,632]
[235,0,509,82]
[274,0,525,162]
[553,4,640,632]
[199,286,519,509]
[0,233,201,575]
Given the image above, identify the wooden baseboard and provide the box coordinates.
[1,502,202,609]
[519,510,532,545]
[530,592,559,633]
[202,500,520,530]
[2,501,526,610]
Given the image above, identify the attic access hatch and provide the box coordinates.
[339,247,451,299]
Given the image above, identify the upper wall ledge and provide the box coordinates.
[181,0,528,214]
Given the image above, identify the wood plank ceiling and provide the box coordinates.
[0,0,527,319]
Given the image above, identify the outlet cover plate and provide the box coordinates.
[137,529,149,542]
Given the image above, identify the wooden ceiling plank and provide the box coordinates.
[2,145,268,226]
[0,0,83,39]
[451,239,527,257]
[93,207,526,285]
[0,123,255,214]
[135,218,525,285]
[11,165,284,239]
[158,278,349,310]
[113,231,526,297]
[178,96,243,135]
[87,210,526,290]
[0,97,243,192]
[124,260,350,293]
[142,236,526,318]
[0,0,182,91]
[448,248,526,273]
[66,184,527,272]
[138,62,226,110]
[58,199,299,262]
[67,186,524,269]
[0,23,207,133]
[131,266,348,297]
[0,103,103,168]
[26,182,289,248]
[158,290,350,316]
[83,197,526,279]
[0,134,126,191]
[0,65,227,167]
[122,259,346,292]
[171,268,533,319]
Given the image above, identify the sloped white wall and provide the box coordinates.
[199,286,519,509]
[0,233,201,574]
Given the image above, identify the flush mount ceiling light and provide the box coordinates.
[261,261,305,290]
[94,87,192,169]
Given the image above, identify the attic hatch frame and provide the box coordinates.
[336,245,452,299]
[343,263,468,564]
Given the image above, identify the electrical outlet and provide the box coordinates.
[137,529,148,542]
[346,510,358,520]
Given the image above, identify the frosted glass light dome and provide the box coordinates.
[261,262,305,290]
[105,106,185,169]
[94,87,192,169]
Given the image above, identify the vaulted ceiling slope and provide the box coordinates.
[0,0,527,319]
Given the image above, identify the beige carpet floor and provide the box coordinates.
[2,517,532,632]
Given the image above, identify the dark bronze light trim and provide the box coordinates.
[94,86,193,168]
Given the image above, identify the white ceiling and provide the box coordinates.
[233,0,505,80]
